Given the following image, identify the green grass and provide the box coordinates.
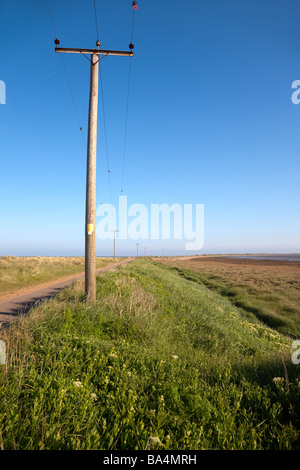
[159,260,300,339]
[0,256,123,297]
[0,259,299,450]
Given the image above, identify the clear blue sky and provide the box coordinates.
[0,0,300,256]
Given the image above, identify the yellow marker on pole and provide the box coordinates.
[87,224,94,235]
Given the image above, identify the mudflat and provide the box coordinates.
[189,255,300,267]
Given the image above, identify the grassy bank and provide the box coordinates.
[158,257,300,339]
[0,256,122,298]
[0,259,299,450]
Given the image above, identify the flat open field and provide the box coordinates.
[0,258,299,450]
[158,256,300,338]
[0,257,122,300]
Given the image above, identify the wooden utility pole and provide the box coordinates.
[55,41,133,302]
[136,243,140,257]
[111,230,119,260]
[85,52,98,302]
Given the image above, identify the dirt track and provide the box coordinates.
[0,258,133,326]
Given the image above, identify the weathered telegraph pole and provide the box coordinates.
[55,41,133,302]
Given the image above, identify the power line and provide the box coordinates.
[44,0,58,39]
[46,0,137,265]
[93,0,100,41]
[44,0,86,149]
[130,5,136,44]
[120,6,137,194]
[121,58,132,194]
[59,55,87,148]
[99,62,112,204]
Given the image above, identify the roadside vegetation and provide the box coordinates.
[0,256,122,298]
[0,259,299,450]
[158,257,300,339]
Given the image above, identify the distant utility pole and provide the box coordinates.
[55,41,133,302]
[110,229,119,260]
[144,247,147,257]
[136,243,140,257]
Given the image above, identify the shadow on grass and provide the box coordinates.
[231,354,299,386]
[172,267,295,337]
[233,300,286,330]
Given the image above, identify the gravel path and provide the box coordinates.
[0,258,133,325]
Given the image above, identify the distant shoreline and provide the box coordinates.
[220,254,300,262]
[1,253,300,261]
[184,253,300,262]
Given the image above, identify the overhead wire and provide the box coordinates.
[45,0,136,201]
[44,0,58,39]
[44,0,87,150]
[99,63,113,204]
[120,4,136,194]
[121,59,132,194]
[130,3,136,45]
[93,0,100,41]
[59,57,87,149]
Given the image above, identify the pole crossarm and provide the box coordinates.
[55,47,133,57]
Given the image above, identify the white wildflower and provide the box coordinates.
[90,393,98,400]
[272,377,284,384]
[73,381,82,388]
[148,436,162,446]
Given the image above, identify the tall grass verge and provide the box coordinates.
[0,260,299,450]
[0,256,123,297]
